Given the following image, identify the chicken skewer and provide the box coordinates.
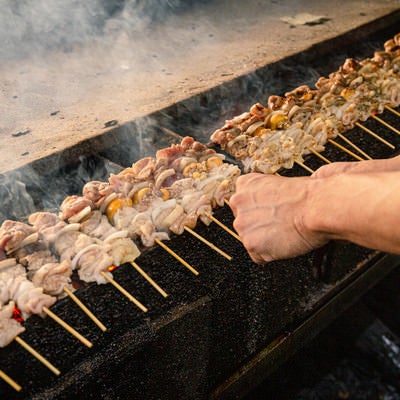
[28,212,148,313]
[0,299,60,375]
[30,213,147,312]
[58,138,239,275]
[1,220,107,331]
[0,257,92,348]
[209,33,400,173]
[80,137,241,247]
[63,195,200,276]
[58,201,169,297]
[160,127,248,241]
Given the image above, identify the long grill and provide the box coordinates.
[1,6,400,400]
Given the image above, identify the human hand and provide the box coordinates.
[229,173,328,264]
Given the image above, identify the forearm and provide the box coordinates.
[312,154,400,178]
[304,171,400,254]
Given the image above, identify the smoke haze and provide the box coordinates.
[0,0,205,61]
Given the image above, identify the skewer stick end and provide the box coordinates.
[130,261,169,298]
[43,306,93,348]
[0,370,22,392]
[15,336,61,376]
[100,271,149,312]
[63,287,107,332]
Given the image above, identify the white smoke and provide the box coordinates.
[0,0,198,61]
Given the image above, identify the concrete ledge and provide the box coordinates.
[0,1,399,173]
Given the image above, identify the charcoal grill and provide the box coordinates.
[1,3,400,399]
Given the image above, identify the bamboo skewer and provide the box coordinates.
[355,122,395,149]
[14,336,61,376]
[336,133,373,160]
[385,105,400,117]
[328,139,364,161]
[160,127,185,141]
[100,271,148,312]
[205,212,242,242]
[154,238,199,276]
[371,114,400,135]
[63,287,107,332]
[307,148,332,164]
[0,369,22,392]
[183,226,232,261]
[130,261,168,298]
[42,307,93,348]
[295,160,314,174]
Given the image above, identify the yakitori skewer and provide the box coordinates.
[355,122,395,149]
[209,32,400,174]
[0,253,93,349]
[328,139,364,161]
[62,205,169,304]
[130,262,168,298]
[100,270,148,312]
[2,221,108,333]
[62,194,201,283]
[63,287,107,332]
[8,246,106,334]
[371,114,400,136]
[42,306,93,348]
[385,105,400,118]
[0,369,21,392]
[60,137,239,276]
[27,212,149,316]
[158,127,242,240]
[0,301,60,376]
[14,336,61,375]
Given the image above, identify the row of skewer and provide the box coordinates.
[291,105,400,174]
[1,106,399,395]
[0,174,243,393]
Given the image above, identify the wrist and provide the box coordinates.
[301,175,344,242]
